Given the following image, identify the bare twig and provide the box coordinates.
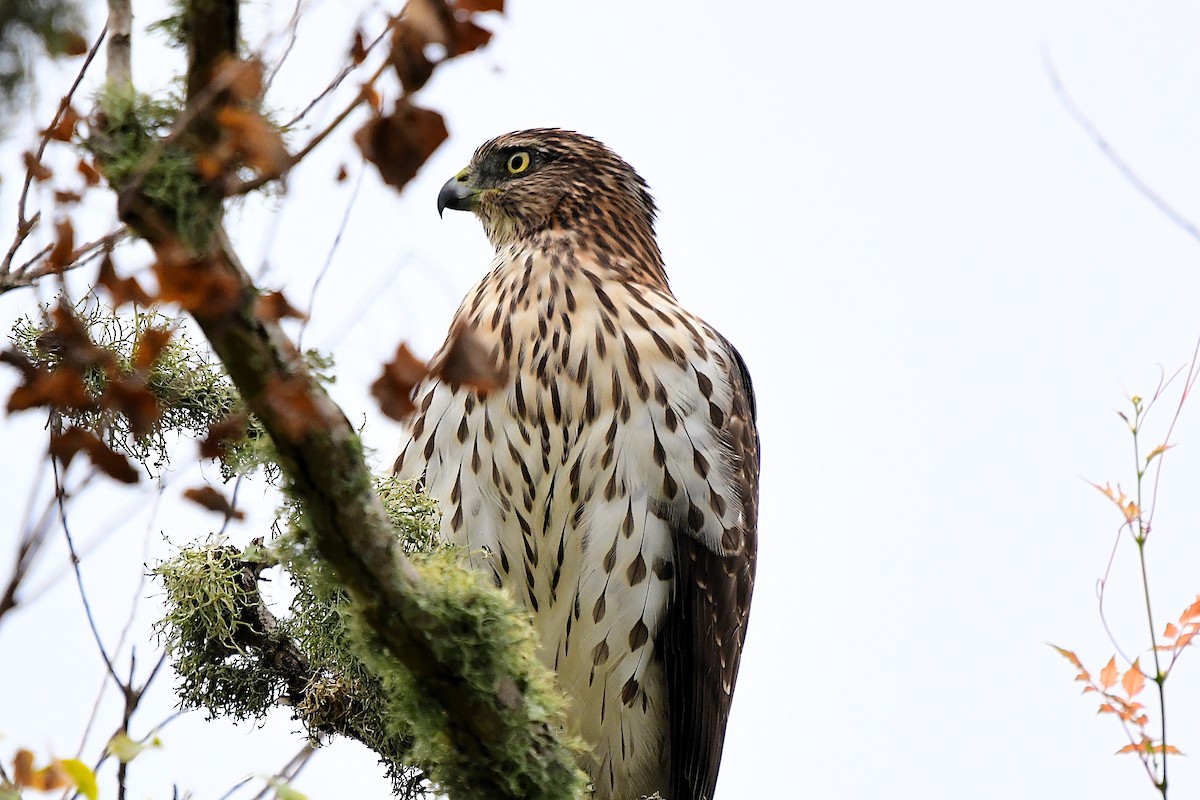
[51,433,124,690]
[1,24,108,277]
[1,227,129,296]
[298,163,366,349]
[247,744,316,800]
[280,23,392,131]
[1043,49,1200,247]
[262,0,307,90]
[228,60,388,197]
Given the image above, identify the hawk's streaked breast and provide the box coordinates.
[396,129,759,800]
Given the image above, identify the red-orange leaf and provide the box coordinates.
[1050,645,1083,670]
[1164,622,1179,640]
[1099,656,1119,690]
[1181,597,1200,624]
[1122,660,1146,698]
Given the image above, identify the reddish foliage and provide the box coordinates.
[263,374,324,442]
[96,252,155,307]
[434,321,505,394]
[354,101,447,192]
[255,291,307,322]
[183,486,245,520]
[132,328,172,371]
[50,426,140,483]
[388,0,499,93]
[350,30,367,65]
[102,376,160,436]
[47,220,75,273]
[43,105,80,142]
[23,152,52,182]
[152,244,241,316]
[76,158,102,186]
[5,362,93,412]
[220,56,264,103]
[200,413,249,459]
[213,106,290,177]
[372,343,428,421]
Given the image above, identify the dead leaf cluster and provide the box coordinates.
[372,323,505,422]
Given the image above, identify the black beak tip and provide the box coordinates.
[437,176,471,218]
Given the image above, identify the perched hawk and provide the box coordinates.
[394,129,759,800]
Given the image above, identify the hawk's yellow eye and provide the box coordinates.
[506,151,531,175]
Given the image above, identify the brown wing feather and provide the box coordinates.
[661,339,759,800]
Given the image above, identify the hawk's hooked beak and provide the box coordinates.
[437,169,479,217]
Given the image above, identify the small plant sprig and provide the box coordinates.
[1055,358,1200,798]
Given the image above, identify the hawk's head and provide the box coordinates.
[437,129,659,257]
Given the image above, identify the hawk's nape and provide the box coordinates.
[394,129,759,800]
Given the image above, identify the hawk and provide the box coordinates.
[394,129,759,800]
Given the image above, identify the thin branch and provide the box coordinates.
[280,22,392,131]
[1043,49,1200,247]
[227,60,388,197]
[298,162,366,349]
[1,228,129,296]
[262,0,307,90]
[247,744,316,800]
[1,24,109,277]
[51,435,123,690]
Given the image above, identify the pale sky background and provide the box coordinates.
[4,1,1200,798]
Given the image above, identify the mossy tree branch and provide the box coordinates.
[103,1,584,798]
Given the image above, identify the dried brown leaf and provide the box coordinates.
[389,19,436,93]
[23,151,52,182]
[200,413,248,459]
[263,374,324,442]
[43,105,80,142]
[255,291,307,322]
[215,107,290,177]
[152,247,240,315]
[183,486,245,520]
[48,219,74,272]
[350,30,367,64]
[134,327,171,371]
[7,366,93,412]
[354,101,447,192]
[221,57,264,103]
[57,31,89,56]
[372,343,428,420]
[433,321,505,394]
[96,252,155,307]
[50,426,140,483]
[77,158,102,186]
[101,376,161,436]
[454,0,504,12]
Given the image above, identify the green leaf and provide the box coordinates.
[107,731,145,763]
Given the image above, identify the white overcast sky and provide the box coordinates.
[4,1,1200,798]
